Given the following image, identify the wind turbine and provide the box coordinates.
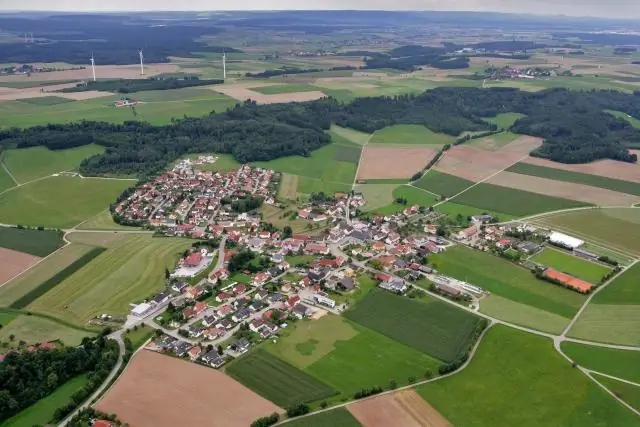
[90,53,96,82]
[138,49,145,76]
[222,50,227,80]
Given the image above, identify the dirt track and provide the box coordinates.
[0,248,41,284]
[358,146,438,179]
[94,350,282,427]
[488,171,639,206]
[347,390,452,427]
[523,155,640,183]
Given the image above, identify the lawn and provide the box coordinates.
[535,208,640,258]
[225,348,337,407]
[18,96,75,106]
[286,255,316,267]
[284,409,361,427]
[592,263,640,305]
[417,325,640,427]
[0,227,64,257]
[429,245,585,318]
[229,272,252,284]
[345,289,484,362]
[483,112,526,129]
[2,144,105,183]
[0,375,89,427]
[369,124,453,146]
[0,175,133,228]
[451,183,590,217]
[250,83,322,94]
[479,294,569,335]
[531,248,611,283]
[568,304,640,346]
[414,170,473,198]
[356,184,398,212]
[123,324,155,350]
[562,342,640,383]
[0,313,93,346]
[330,125,370,146]
[27,235,192,326]
[506,162,640,196]
[595,375,640,412]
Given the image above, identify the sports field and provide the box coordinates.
[0,312,93,346]
[534,208,640,258]
[507,162,640,197]
[0,175,133,228]
[562,342,640,384]
[284,408,361,427]
[225,348,337,407]
[0,375,88,427]
[479,295,569,334]
[568,304,640,346]
[0,227,63,257]
[592,263,640,305]
[369,124,453,146]
[484,112,526,129]
[417,325,640,427]
[429,245,585,318]
[2,144,104,183]
[451,183,590,217]
[27,235,192,325]
[345,289,483,362]
[414,170,473,198]
[531,248,611,283]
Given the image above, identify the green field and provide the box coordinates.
[283,408,361,427]
[0,176,133,228]
[0,312,93,346]
[607,110,640,129]
[250,84,321,94]
[18,96,75,106]
[77,210,139,231]
[562,342,640,384]
[451,183,590,217]
[0,166,15,193]
[593,263,640,305]
[0,227,64,257]
[531,248,611,283]
[535,208,640,257]
[2,144,105,183]
[479,295,569,334]
[595,375,640,412]
[345,289,483,362]
[484,112,526,129]
[27,235,192,325]
[0,375,88,427]
[182,153,242,173]
[417,325,640,427]
[330,125,370,146]
[507,162,640,196]
[568,304,640,346]
[123,324,154,350]
[369,124,454,146]
[225,348,337,407]
[356,184,398,212]
[435,201,513,222]
[278,173,299,200]
[430,245,585,318]
[414,170,473,198]
[371,185,438,215]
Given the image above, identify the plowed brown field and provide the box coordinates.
[0,63,180,83]
[94,350,282,427]
[347,389,452,427]
[487,171,639,206]
[0,248,41,285]
[434,136,542,182]
[523,156,640,183]
[357,146,438,179]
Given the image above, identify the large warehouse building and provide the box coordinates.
[549,232,584,249]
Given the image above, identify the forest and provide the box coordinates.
[0,331,120,423]
[61,76,224,94]
[0,87,638,178]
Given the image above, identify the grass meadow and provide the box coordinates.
[435,201,514,222]
[562,342,640,384]
[0,227,63,257]
[250,84,321,94]
[430,245,585,318]
[0,166,15,193]
[27,235,192,326]
[507,162,640,196]
[367,185,438,215]
[345,289,483,362]
[0,312,93,346]
[283,408,361,427]
[369,124,453,146]
[531,248,611,283]
[329,125,370,146]
[2,144,105,183]
[595,375,640,412]
[451,183,590,217]
[479,295,569,334]
[356,184,398,212]
[77,210,139,231]
[278,173,299,200]
[225,348,337,407]
[414,170,473,198]
[483,112,526,129]
[0,175,133,228]
[568,304,640,346]
[592,263,640,305]
[417,325,640,427]
[17,96,74,106]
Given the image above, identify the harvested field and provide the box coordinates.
[523,156,640,183]
[0,248,41,285]
[56,90,114,100]
[212,83,326,104]
[434,136,542,182]
[487,171,639,206]
[95,350,281,427]
[358,146,438,180]
[347,390,452,427]
[0,63,179,83]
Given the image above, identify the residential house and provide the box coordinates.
[172,281,188,293]
[496,239,511,250]
[188,345,202,361]
[216,292,232,303]
[254,289,269,301]
[292,303,311,319]
[216,318,235,330]
[201,350,226,368]
[194,301,208,315]
[203,327,224,340]
[202,314,218,327]
[233,283,247,295]
[230,338,250,353]
[253,272,270,286]
[172,341,192,357]
[232,308,251,322]
[338,277,355,291]
[250,318,265,332]
[379,277,407,294]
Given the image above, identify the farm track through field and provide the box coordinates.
[352,131,376,189]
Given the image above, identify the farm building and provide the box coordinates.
[549,232,584,249]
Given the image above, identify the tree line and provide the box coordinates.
[61,76,224,94]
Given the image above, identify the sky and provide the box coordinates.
[2,0,640,19]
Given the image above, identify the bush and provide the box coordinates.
[286,403,310,418]
[251,413,280,427]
